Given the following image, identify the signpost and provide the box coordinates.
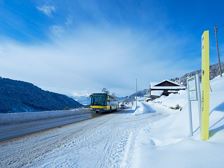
[201,30,210,140]
[187,74,201,136]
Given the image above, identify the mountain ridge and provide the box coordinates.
[0,77,82,113]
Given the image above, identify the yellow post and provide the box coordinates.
[201,30,210,140]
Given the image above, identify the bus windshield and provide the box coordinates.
[91,94,107,106]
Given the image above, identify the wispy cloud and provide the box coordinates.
[50,25,65,37]
[0,25,195,96]
[65,16,73,26]
[37,5,56,17]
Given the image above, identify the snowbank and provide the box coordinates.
[0,108,86,125]
[133,102,155,115]
[153,90,187,110]
[147,76,224,140]
[131,75,224,168]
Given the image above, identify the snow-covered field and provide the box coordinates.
[1,76,224,168]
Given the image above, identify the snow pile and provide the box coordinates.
[133,102,155,115]
[131,75,224,168]
[154,90,187,110]
[151,76,224,139]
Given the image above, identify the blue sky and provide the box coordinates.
[0,0,223,96]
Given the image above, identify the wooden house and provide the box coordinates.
[150,80,186,97]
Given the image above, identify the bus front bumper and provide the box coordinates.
[90,105,110,112]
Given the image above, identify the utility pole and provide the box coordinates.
[214,25,222,77]
[136,78,138,109]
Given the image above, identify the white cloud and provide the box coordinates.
[65,16,73,26]
[0,26,194,96]
[37,5,56,17]
[50,25,65,37]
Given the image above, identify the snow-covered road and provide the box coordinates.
[0,108,167,168]
[0,109,96,141]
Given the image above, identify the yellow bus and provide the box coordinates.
[90,93,118,113]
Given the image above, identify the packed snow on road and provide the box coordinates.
[1,76,224,168]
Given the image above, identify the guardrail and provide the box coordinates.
[0,108,88,125]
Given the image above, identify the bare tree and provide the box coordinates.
[102,88,109,94]
[111,92,116,97]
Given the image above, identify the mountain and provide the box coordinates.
[124,89,148,102]
[171,62,224,86]
[73,96,91,106]
[0,77,83,113]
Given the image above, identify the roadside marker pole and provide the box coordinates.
[201,30,210,140]
[136,78,138,110]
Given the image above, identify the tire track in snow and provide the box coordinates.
[95,129,130,168]
[0,110,169,168]
[0,114,114,168]
[121,132,134,168]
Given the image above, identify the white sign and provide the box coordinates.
[187,76,198,101]
[189,90,197,101]
[188,78,196,91]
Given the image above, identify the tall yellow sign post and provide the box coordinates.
[201,30,210,140]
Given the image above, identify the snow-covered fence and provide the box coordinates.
[0,108,87,125]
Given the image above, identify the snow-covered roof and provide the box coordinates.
[151,86,186,90]
[154,80,181,87]
[151,80,186,90]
